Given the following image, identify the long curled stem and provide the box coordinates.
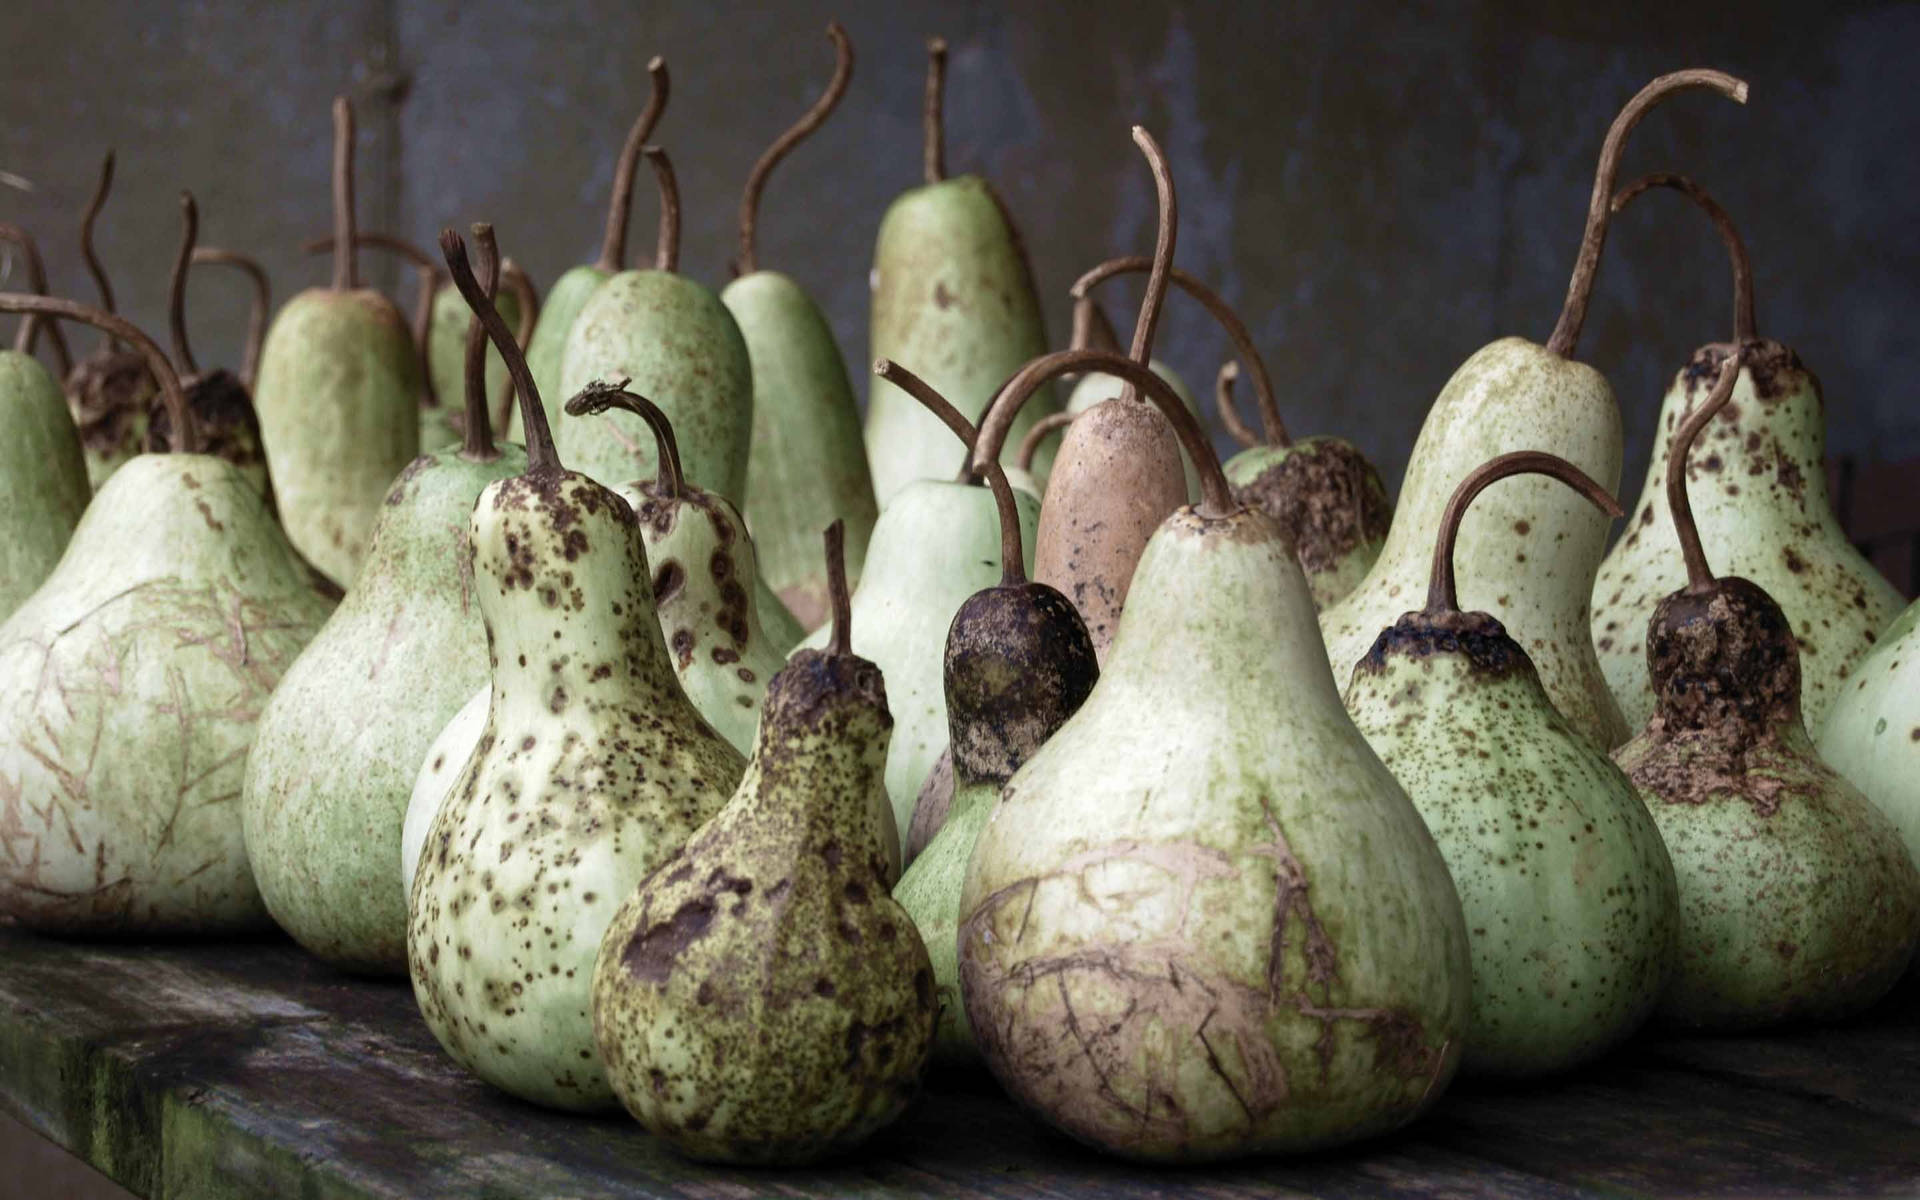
[1069,294,1121,356]
[642,147,680,273]
[597,57,671,273]
[562,379,684,500]
[0,223,71,370]
[737,22,852,275]
[1426,453,1623,615]
[460,223,502,460]
[493,261,540,433]
[1214,361,1257,448]
[1119,126,1176,407]
[189,248,270,388]
[79,150,117,352]
[1667,346,1747,593]
[0,294,196,453]
[1613,172,1756,343]
[441,228,555,473]
[167,192,200,376]
[923,38,948,184]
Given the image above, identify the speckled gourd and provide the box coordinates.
[1320,71,1750,751]
[1613,348,1920,1029]
[1591,175,1900,731]
[245,226,527,975]
[1818,601,1920,896]
[1345,451,1676,1078]
[253,97,422,585]
[63,151,157,489]
[401,683,489,895]
[0,296,333,933]
[591,521,934,1164]
[865,39,1057,505]
[408,232,745,1111]
[959,349,1469,1163]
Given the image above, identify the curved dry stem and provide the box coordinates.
[79,150,117,352]
[0,222,71,371]
[924,37,948,184]
[1545,69,1749,358]
[562,378,685,499]
[167,192,200,376]
[737,21,852,275]
[331,96,359,292]
[1215,360,1258,448]
[442,228,555,472]
[460,223,502,460]
[1426,452,1623,615]
[1613,172,1756,343]
[1016,410,1076,471]
[1069,293,1121,356]
[874,357,1024,584]
[598,56,671,273]
[493,260,540,432]
[189,248,270,389]
[642,146,681,273]
[1667,345,1746,593]
[824,518,852,656]
[0,294,195,453]
[1070,255,1287,445]
[1119,126,1176,408]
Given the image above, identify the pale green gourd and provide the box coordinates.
[1817,600,1920,885]
[421,266,533,451]
[401,683,488,895]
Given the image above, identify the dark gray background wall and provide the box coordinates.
[2,0,1915,498]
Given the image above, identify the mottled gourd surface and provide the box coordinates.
[1064,361,1199,501]
[1614,579,1920,1030]
[515,265,610,444]
[865,177,1056,505]
[1226,435,1391,613]
[243,443,527,975]
[67,346,154,488]
[408,468,745,1111]
[724,270,877,631]
[421,284,524,452]
[0,351,91,618]
[0,454,333,933]
[1320,338,1628,750]
[401,683,488,895]
[591,649,934,1165]
[253,289,423,586]
[1818,599,1920,872]
[960,508,1470,1163]
[557,272,752,501]
[1592,342,1902,731]
[1346,611,1677,1077]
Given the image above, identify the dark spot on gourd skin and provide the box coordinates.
[653,559,685,604]
[944,582,1099,786]
[1357,609,1529,679]
[671,629,695,668]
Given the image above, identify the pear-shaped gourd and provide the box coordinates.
[1592,174,1902,731]
[865,39,1058,504]
[725,23,879,631]
[0,223,90,619]
[592,521,934,1164]
[254,97,422,585]
[959,348,1469,1163]
[409,230,745,1111]
[1345,451,1677,1078]
[422,264,535,451]
[1320,71,1749,752]
[799,358,1038,848]
[1613,349,1920,1029]
[893,434,1097,1066]
[64,151,156,487]
[401,684,488,895]
[559,147,752,500]
[245,225,527,975]
[0,295,333,933]
[1818,603,1920,891]
[516,58,669,439]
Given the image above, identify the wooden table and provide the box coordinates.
[1,929,1916,1198]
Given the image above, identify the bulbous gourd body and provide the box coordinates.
[67,346,154,488]
[421,283,525,451]
[797,479,1038,842]
[1226,436,1392,613]
[592,651,935,1164]
[894,784,993,1063]
[1063,361,1198,500]
[515,264,609,444]
[254,288,423,586]
[1817,599,1920,879]
[1345,613,1677,1077]
[960,508,1469,1162]
[1615,580,1920,1029]
[0,350,91,618]
[401,683,489,895]
[0,454,333,933]
[1593,342,1901,731]
[1321,338,1627,750]
[408,469,746,1111]
[243,444,527,974]
[724,270,877,631]
[558,272,752,501]
[865,177,1056,505]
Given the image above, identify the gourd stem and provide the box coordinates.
[1214,360,1258,448]
[1119,126,1176,407]
[493,262,540,433]
[305,234,444,410]
[1667,346,1746,593]
[188,248,270,389]
[331,96,359,292]
[0,223,71,371]
[1544,69,1749,359]
[824,519,852,657]
[923,38,947,184]
[167,192,200,376]
[460,223,502,460]
[79,150,117,353]
[0,294,197,453]
[597,57,671,273]
[737,22,852,275]
[1426,452,1623,615]
[1017,411,1076,471]
[561,379,685,500]
[1612,172,1757,343]
[1069,255,1288,446]
[441,228,557,472]
[873,358,1025,585]
[642,147,680,273]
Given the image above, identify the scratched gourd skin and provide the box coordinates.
[1818,600,1920,881]
[0,350,91,618]
[407,466,745,1111]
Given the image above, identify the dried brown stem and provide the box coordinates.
[0,294,196,453]
[493,260,540,432]
[562,379,685,500]
[1667,345,1746,593]
[1214,360,1257,449]
[461,223,502,460]
[598,57,671,273]
[0,223,71,370]
[79,150,117,352]
[1544,69,1749,359]
[737,22,852,275]
[1016,410,1076,471]
[924,38,948,184]
[642,147,680,273]
[1612,172,1756,343]
[189,248,270,389]
[167,192,199,376]
[332,96,359,292]
[1119,126,1176,408]
[442,228,555,473]
[824,518,852,657]
[1426,452,1623,615]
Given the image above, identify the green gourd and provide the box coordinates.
[1613,349,1920,1029]
[958,348,1468,1163]
[591,521,935,1164]
[1818,601,1920,890]
[64,150,156,487]
[723,22,878,632]
[1345,451,1677,1077]
[253,97,422,586]
[244,225,527,976]
[401,682,488,894]
[0,294,333,933]
[422,263,536,451]
[1319,71,1749,751]
[408,230,744,1111]
[865,38,1058,505]
[1591,174,1901,731]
